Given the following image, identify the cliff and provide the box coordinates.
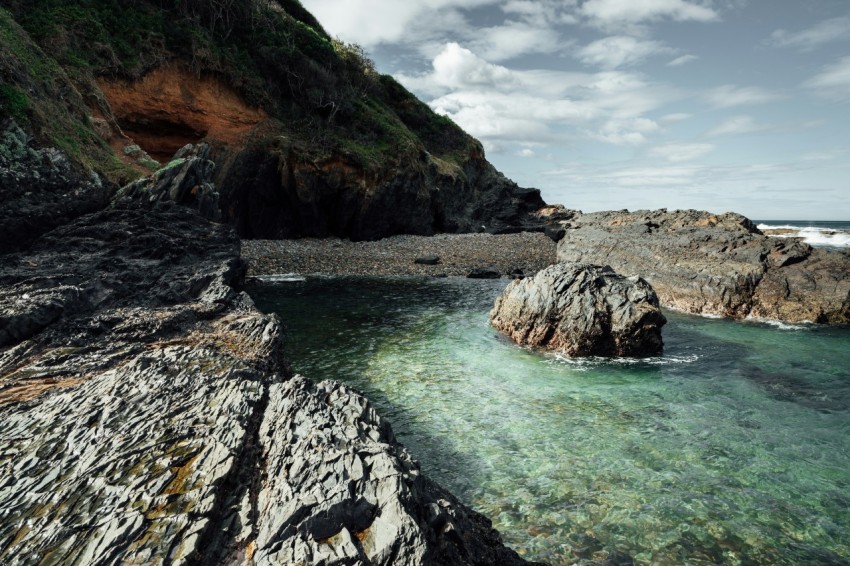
[1,0,545,243]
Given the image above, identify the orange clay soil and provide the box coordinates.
[97,62,267,162]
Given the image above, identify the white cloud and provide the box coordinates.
[667,54,698,67]
[706,115,761,136]
[660,112,691,123]
[703,85,785,108]
[398,43,678,146]
[472,21,564,61]
[579,0,719,27]
[649,143,714,162]
[801,148,848,162]
[769,16,850,51]
[591,118,660,145]
[501,0,579,26]
[300,0,494,47]
[804,56,850,101]
[421,42,516,91]
[517,148,536,157]
[577,36,672,69]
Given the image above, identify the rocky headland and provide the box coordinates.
[556,209,850,324]
[490,263,666,357]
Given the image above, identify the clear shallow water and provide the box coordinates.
[252,277,850,565]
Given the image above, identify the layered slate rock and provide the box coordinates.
[249,377,538,566]
[490,263,666,357]
[0,205,536,565]
[556,209,850,324]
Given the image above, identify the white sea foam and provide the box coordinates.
[547,352,699,370]
[744,314,811,331]
[256,273,307,282]
[758,223,850,248]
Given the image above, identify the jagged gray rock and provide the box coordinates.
[115,143,220,220]
[490,263,666,357]
[0,205,538,565]
[556,209,850,323]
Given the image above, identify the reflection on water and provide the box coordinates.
[252,276,850,565]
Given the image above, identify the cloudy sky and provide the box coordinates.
[301,0,850,220]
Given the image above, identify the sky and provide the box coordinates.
[300,0,850,220]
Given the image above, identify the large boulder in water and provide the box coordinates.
[490,263,666,357]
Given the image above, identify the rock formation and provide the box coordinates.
[490,263,666,357]
[556,209,850,324]
[115,143,220,220]
[214,142,547,241]
[2,2,547,242]
[0,203,537,565]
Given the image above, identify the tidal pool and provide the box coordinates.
[253,276,850,565]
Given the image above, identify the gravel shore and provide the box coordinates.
[241,232,557,277]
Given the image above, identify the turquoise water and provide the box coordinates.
[252,277,850,565]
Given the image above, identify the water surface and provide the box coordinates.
[253,277,850,565]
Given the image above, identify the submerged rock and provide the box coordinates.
[0,204,537,565]
[556,209,850,324]
[490,263,666,357]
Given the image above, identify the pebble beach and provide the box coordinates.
[241,232,557,277]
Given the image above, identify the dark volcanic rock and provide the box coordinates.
[544,224,567,242]
[557,209,850,324]
[0,121,112,254]
[115,143,220,220]
[0,205,536,565]
[468,266,502,279]
[215,148,546,241]
[490,263,666,357]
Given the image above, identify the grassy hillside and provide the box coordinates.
[2,0,478,172]
[0,7,132,180]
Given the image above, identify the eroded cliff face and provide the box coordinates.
[215,144,545,240]
[96,63,267,163]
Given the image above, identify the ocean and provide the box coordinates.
[254,276,850,565]
[756,220,850,249]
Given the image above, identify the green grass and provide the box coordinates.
[0,84,30,123]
